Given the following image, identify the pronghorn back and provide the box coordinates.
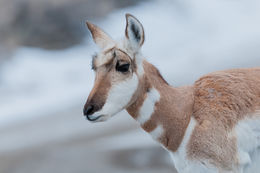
[193,67,260,128]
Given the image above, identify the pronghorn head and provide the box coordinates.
[83,14,145,122]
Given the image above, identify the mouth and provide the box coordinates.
[86,114,103,122]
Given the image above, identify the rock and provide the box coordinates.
[0,0,143,51]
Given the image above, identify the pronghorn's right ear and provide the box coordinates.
[86,21,115,50]
[125,14,145,52]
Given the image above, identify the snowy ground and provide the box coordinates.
[0,0,260,172]
[0,106,176,173]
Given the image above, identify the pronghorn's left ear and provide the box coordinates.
[125,14,145,51]
[86,21,115,50]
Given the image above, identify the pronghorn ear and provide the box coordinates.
[86,21,115,49]
[125,14,145,51]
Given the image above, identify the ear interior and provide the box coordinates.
[86,21,115,49]
[125,14,145,50]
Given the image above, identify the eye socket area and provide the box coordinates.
[116,61,130,73]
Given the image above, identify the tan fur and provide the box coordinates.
[126,75,150,119]
[92,48,114,69]
[126,64,260,169]
[86,22,114,49]
[187,68,260,170]
[127,60,194,151]
[84,67,112,111]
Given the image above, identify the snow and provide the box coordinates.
[0,0,260,127]
[0,46,95,126]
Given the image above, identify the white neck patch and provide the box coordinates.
[170,117,197,172]
[149,125,164,141]
[137,87,160,125]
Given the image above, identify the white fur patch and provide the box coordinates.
[244,148,260,173]
[91,74,138,120]
[168,112,260,173]
[137,88,160,125]
[149,125,164,141]
[169,117,219,173]
[233,111,260,172]
[95,46,115,67]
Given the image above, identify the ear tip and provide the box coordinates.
[86,21,99,32]
[125,13,137,21]
[125,13,132,18]
[86,21,93,29]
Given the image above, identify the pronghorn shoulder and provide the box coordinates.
[184,68,260,170]
[185,111,260,172]
[192,67,260,129]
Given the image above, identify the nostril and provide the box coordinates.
[84,105,95,116]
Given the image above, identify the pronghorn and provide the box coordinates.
[83,14,260,173]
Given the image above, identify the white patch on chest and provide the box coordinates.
[233,112,260,173]
[93,74,138,119]
[169,111,260,173]
[149,125,164,141]
[169,117,219,173]
[169,117,198,172]
[137,88,160,125]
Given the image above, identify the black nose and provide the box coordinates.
[83,105,95,116]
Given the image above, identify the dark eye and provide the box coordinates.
[116,62,130,73]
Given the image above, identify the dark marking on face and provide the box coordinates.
[84,68,112,117]
[116,49,136,72]
[146,87,151,93]
[112,50,116,58]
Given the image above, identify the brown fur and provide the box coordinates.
[187,68,260,170]
[127,60,194,151]
[126,63,260,169]
[86,22,114,49]
[127,75,150,119]
[84,67,112,112]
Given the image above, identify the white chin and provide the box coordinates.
[96,115,110,122]
[88,114,110,123]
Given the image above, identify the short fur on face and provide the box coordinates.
[84,14,146,122]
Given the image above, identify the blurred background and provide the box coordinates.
[0,0,260,172]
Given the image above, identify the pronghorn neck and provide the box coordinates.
[126,60,194,152]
